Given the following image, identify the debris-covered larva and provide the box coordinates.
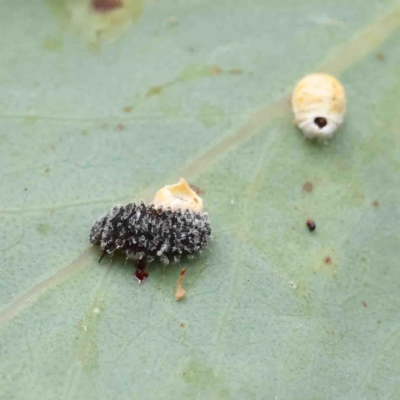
[89,179,211,282]
[292,73,346,142]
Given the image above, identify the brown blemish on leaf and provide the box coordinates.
[372,200,379,207]
[92,0,123,13]
[50,145,57,151]
[180,322,185,328]
[324,256,332,265]
[363,301,367,308]
[117,124,125,131]
[82,130,89,136]
[187,47,195,53]
[44,168,50,173]
[211,65,222,75]
[123,106,132,112]
[146,85,164,97]
[303,182,313,193]
[376,53,385,61]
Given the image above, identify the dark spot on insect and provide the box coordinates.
[303,182,313,193]
[92,0,123,13]
[306,219,316,231]
[376,53,385,61]
[189,183,204,195]
[372,200,379,207]
[314,117,327,129]
[123,106,132,113]
[180,323,185,328]
[324,256,332,265]
[117,124,125,131]
[363,301,367,308]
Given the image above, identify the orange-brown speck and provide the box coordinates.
[303,182,313,193]
[324,256,332,265]
[117,124,125,131]
[372,201,379,207]
[123,106,132,113]
[211,65,222,75]
[376,53,385,61]
[363,301,367,308]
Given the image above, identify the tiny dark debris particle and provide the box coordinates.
[306,219,316,231]
[324,256,332,265]
[303,182,313,193]
[92,0,123,13]
[90,202,211,279]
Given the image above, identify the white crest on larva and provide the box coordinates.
[292,73,346,142]
[153,178,203,213]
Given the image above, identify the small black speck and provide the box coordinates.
[306,219,316,231]
[24,188,27,191]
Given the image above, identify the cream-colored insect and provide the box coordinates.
[292,73,346,142]
[153,178,203,213]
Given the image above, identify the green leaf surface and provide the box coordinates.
[1,1,400,399]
